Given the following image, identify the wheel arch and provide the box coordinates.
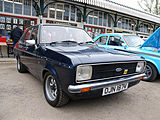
[42,65,59,82]
[145,59,159,75]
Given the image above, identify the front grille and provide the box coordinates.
[92,62,137,80]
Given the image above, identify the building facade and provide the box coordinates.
[0,0,160,39]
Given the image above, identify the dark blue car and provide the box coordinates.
[14,24,145,107]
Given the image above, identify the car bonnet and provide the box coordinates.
[140,27,160,51]
[45,44,143,65]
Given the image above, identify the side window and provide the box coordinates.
[96,36,108,45]
[25,29,32,40]
[30,27,38,41]
[25,27,38,53]
[18,28,32,44]
[108,36,124,46]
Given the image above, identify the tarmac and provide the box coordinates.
[1,63,160,120]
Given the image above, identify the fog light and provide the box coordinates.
[81,87,91,93]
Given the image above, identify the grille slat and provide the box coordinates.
[92,62,137,80]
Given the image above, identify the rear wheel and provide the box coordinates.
[17,57,28,73]
[43,72,69,107]
[143,62,157,82]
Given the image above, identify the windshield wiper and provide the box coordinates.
[50,40,77,45]
[85,41,95,44]
[61,40,78,44]
[79,41,96,45]
[50,41,61,45]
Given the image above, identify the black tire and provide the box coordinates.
[43,72,69,107]
[17,57,28,73]
[143,62,157,82]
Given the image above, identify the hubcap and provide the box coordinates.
[45,75,57,101]
[143,65,152,80]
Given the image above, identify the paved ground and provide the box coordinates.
[1,63,160,120]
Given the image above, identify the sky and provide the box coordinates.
[103,0,143,10]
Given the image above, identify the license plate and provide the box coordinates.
[102,83,128,96]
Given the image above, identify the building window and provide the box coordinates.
[14,0,23,14]
[49,4,55,18]
[144,24,148,33]
[139,23,153,33]
[121,19,125,29]
[4,0,13,13]
[94,12,98,25]
[71,6,75,21]
[0,16,5,23]
[99,12,103,26]
[56,4,63,20]
[117,18,122,28]
[32,1,39,16]
[131,21,136,31]
[128,20,131,30]
[43,7,48,18]
[150,27,153,33]
[88,12,93,24]
[87,11,113,27]
[139,24,143,32]
[24,0,31,16]
[118,18,136,31]
[125,19,129,29]
[108,15,112,27]
[64,4,69,21]
[0,0,3,12]
[76,9,82,22]
[103,13,108,26]
[0,16,6,37]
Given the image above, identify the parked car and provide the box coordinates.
[94,30,160,82]
[14,24,145,107]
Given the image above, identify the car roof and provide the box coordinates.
[101,33,136,36]
[39,23,82,29]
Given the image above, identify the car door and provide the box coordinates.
[21,26,39,78]
[95,35,108,47]
[18,27,32,66]
[106,35,126,50]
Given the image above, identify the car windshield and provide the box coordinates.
[123,35,145,47]
[40,25,93,44]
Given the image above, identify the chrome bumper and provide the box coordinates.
[68,73,145,93]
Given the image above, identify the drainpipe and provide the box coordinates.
[136,20,139,31]
[39,0,44,24]
[114,13,117,27]
[83,5,87,29]
[153,24,156,32]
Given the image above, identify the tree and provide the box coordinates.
[138,0,160,15]
[154,0,159,15]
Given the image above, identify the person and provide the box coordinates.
[11,26,23,48]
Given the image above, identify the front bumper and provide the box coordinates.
[68,73,145,93]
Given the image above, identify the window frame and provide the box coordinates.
[19,25,39,45]
[107,35,125,47]
[95,35,108,45]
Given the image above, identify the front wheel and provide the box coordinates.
[43,72,69,107]
[143,62,157,82]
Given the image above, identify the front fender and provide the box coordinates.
[42,64,59,81]
[142,56,160,75]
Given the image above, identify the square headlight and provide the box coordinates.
[136,61,145,73]
[76,65,92,82]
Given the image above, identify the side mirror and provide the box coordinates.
[122,43,125,46]
[26,40,35,46]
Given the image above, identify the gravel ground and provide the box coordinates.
[0,63,160,120]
